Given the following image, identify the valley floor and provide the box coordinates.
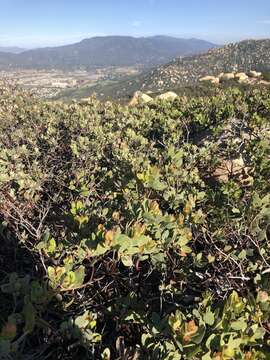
[0,66,141,99]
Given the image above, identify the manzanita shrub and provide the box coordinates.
[0,85,270,359]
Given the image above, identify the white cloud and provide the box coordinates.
[132,20,142,28]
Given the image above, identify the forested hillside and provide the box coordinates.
[1,85,270,359]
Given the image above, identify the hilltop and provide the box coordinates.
[0,35,217,70]
[81,39,270,101]
[140,39,270,92]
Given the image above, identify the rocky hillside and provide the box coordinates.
[0,36,216,70]
[139,39,270,92]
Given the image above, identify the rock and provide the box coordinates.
[211,78,220,85]
[238,77,250,84]
[199,76,215,81]
[199,76,220,84]
[235,72,249,82]
[249,78,259,85]
[258,80,270,86]
[213,157,245,183]
[234,72,250,84]
[80,97,92,104]
[219,73,235,82]
[157,91,178,101]
[235,72,247,78]
[248,70,262,78]
[129,91,153,106]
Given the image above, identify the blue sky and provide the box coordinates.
[0,0,269,48]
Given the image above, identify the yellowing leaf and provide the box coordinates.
[257,291,269,303]
[183,320,198,343]
[105,230,115,246]
[207,255,215,263]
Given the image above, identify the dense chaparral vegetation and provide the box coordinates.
[0,84,270,359]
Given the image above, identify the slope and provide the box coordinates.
[0,35,217,70]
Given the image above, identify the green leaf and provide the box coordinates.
[191,325,206,345]
[202,352,212,360]
[203,311,215,326]
[47,238,56,254]
[101,348,111,360]
[238,250,246,260]
[121,255,133,267]
[36,241,45,251]
[205,333,218,350]
[231,319,247,331]
[141,333,152,347]
[73,266,85,287]
[150,179,166,191]
[181,245,192,254]
[114,234,132,250]
[75,311,95,329]
[23,298,36,333]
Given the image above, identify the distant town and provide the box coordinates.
[0,66,141,99]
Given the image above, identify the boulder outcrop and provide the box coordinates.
[157,91,178,100]
[248,70,262,78]
[199,75,220,84]
[258,80,270,86]
[219,73,235,82]
[199,70,266,86]
[129,91,153,106]
[235,72,249,82]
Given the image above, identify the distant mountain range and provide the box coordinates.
[0,35,217,70]
[66,39,270,101]
[0,46,26,54]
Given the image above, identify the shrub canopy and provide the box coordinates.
[1,86,270,359]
